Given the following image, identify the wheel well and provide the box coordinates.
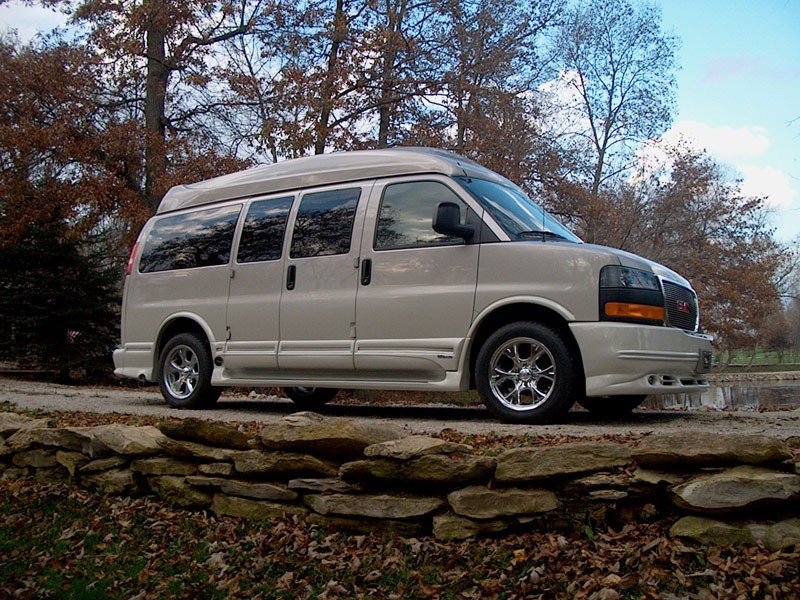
[468,303,585,391]
[155,318,210,369]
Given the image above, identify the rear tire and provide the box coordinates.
[157,333,221,409]
[283,387,338,409]
[577,395,646,416]
[476,322,576,424]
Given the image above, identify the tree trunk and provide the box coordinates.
[377,0,404,148]
[315,0,346,155]
[144,1,170,211]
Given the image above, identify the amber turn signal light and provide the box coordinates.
[604,302,665,322]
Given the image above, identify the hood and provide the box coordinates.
[584,244,693,289]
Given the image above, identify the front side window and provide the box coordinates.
[374,181,468,250]
[237,196,293,263]
[456,176,580,243]
[290,188,361,258]
[139,205,241,273]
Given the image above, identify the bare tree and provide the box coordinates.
[555,0,677,196]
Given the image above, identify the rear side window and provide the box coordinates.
[237,196,293,263]
[290,188,361,258]
[139,205,241,273]
[375,181,468,250]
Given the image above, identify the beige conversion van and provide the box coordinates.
[113,148,713,423]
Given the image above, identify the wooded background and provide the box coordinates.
[1,0,797,376]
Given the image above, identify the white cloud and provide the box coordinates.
[737,165,796,211]
[0,2,67,42]
[663,120,770,160]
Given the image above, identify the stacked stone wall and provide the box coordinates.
[1,412,798,548]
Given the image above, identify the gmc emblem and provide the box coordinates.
[676,300,692,313]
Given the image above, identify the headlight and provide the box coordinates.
[599,265,665,325]
[600,265,660,290]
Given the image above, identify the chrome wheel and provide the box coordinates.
[488,337,556,412]
[476,322,575,424]
[164,344,199,400]
[158,333,220,408]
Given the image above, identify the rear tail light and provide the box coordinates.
[125,242,138,276]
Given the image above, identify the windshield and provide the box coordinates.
[455,176,581,243]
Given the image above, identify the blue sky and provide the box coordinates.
[658,0,800,242]
[2,0,799,242]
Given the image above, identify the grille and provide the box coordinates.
[663,281,698,331]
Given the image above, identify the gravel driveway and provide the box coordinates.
[2,376,800,439]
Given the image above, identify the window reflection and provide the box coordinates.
[375,181,466,250]
[139,205,241,273]
[237,196,293,263]
[290,188,360,258]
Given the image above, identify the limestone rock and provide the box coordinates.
[199,463,234,476]
[288,478,365,494]
[6,427,89,452]
[131,457,198,476]
[306,514,423,537]
[1,467,30,479]
[80,456,127,473]
[56,451,89,477]
[305,493,444,519]
[672,466,800,513]
[0,413,54,436]
[495,442,631,483]
[447,486,558,520]
[81,468,139,495]
[363,436,472,460]
[260,412,405,456]
[86,425,168,457]
[211,493,308,520]
[186,476,297,501]
[157,418,253,450]
[588,489,628,501]
[563,472,631,493]
[158,438,235,462]
[670,516,800,551]
[634,434,791,468]
[231,449,338,477]
[12,449,58,469]
[340,455,496,485]
[34,468,67,483]
[432,513,512,541]
[148,476,213,509]
[632,468,690,486]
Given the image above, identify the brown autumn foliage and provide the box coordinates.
[541,142,788,348]
[0,39,145,249]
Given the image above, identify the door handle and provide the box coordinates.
[360,258,372,286]
[286,264,296,290]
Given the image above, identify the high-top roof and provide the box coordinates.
[157,147,511,214]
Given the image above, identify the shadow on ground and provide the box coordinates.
[209,398,694,426]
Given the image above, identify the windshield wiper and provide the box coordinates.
[515,230,568,241]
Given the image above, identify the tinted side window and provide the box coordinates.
[290,188,361,258]
[237,196,293,263]
[139,205,241,273]
[375,181,467,250]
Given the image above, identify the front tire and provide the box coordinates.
[157,333,221,409]
[476,322,576,424]
[283,387,338,409]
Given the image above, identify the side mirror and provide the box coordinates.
[432,202,475,240]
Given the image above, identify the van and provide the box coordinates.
[113,148,713,423]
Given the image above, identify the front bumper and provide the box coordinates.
[569,322,713,397]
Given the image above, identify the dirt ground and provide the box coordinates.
[2,376,800,440]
